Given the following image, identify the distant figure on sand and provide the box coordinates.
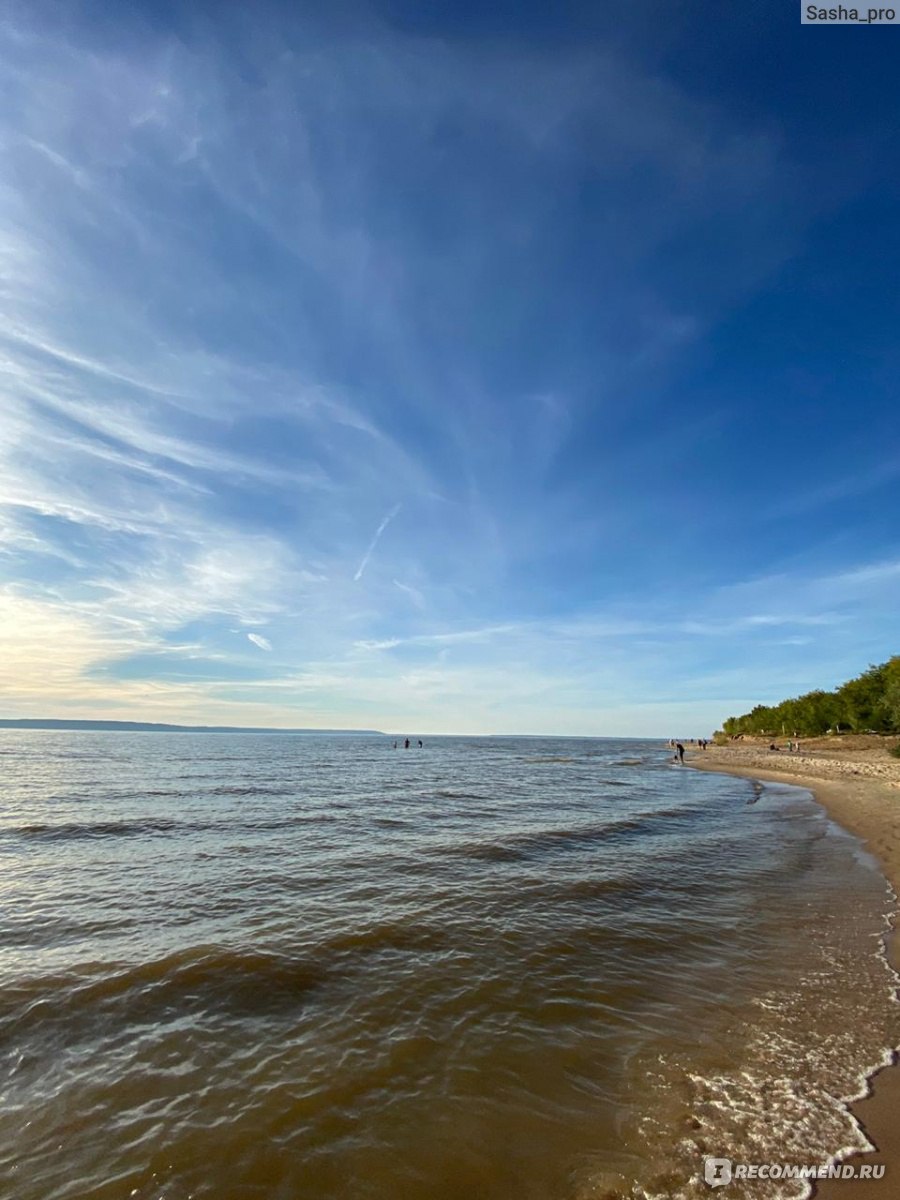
[676,742,685,764]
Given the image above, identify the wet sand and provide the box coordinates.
[687,741,900,1195]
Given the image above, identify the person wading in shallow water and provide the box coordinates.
[676,742,685,764]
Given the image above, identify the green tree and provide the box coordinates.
[837,663,890,732]
[883,657,900,730]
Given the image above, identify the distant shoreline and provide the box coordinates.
[0,719,384,734]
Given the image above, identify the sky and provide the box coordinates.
[1,0,898,736]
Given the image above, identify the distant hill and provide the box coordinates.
[0,719,384,735]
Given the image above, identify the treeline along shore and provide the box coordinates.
[719,656,900,740]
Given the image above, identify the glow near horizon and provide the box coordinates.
[0,3,898,736]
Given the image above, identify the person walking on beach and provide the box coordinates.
[676,742,685,764]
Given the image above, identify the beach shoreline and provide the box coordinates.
[686,744,900,1196]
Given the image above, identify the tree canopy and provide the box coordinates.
[720,656,900,737]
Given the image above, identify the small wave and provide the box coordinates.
[322,921,452,957]
[448,841,526,862]
[8,818,193,841]
[560,876,649,901]
[207,784,298,797]
[0,946,330,1043]
[1,920,458,1046]
[433,789,491,800]
[4,811,344,842]
[439,808,697,863]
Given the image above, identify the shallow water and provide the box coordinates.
[0,732,896,1199]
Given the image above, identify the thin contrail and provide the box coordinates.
[354,503,401,581]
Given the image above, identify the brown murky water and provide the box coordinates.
[0,732,896,1199]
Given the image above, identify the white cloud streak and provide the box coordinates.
[353,504,402,581]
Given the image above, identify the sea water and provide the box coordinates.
[0,732,896,1199]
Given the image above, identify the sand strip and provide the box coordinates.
[687,747,900,1196]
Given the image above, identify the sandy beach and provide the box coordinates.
[688,738,900,1195]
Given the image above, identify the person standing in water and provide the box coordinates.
[404,738,410,749]
[676,742,685,764]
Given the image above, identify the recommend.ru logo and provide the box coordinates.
[703,1156,886,1186]
[704,1158,732,1188]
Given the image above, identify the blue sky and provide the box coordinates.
[1,0,898,734]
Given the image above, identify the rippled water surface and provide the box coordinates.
[0,732,896,1200]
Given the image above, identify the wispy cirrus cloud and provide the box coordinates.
[393,579,426,610]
